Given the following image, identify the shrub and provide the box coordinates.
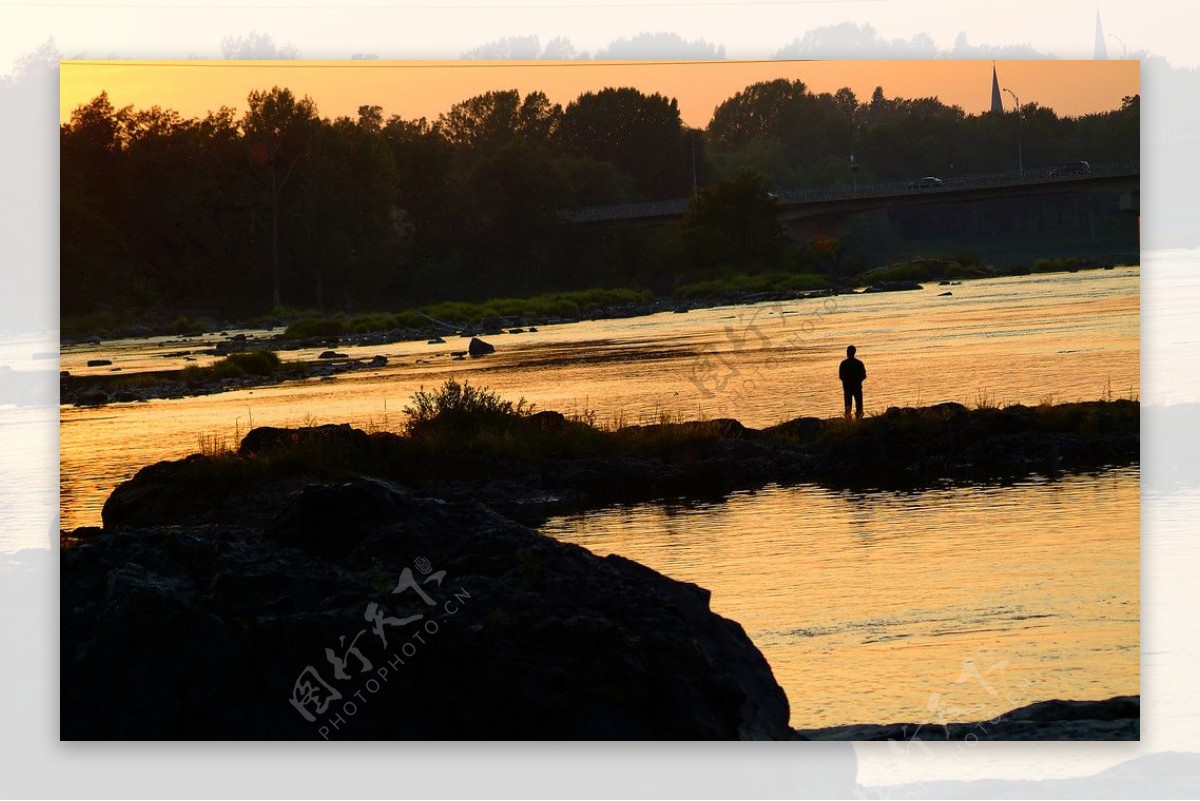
[283,317,345,338]
[170,316,207,336]
[862,257,991,284]
[404,379,532,441]
[185,350,282,382]
[676,272,829,298]
[223,350,281,376]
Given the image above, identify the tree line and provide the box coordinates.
[60,80,1139,321]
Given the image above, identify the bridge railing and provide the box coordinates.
[561,161,1139,223]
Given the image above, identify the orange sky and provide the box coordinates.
[60,59,1139,129]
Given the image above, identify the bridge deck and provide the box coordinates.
[562,162,1140,224]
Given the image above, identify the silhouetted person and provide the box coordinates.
[839,345,866,419]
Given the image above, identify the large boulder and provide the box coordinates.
[468,337,495,357]
[64,474,792,740]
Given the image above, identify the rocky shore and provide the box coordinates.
[61,351,395,407]
[63,477,792,740]
[62,401,1139,740]
[794,696,1140,741]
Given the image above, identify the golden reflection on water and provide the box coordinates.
[53,269,1141,728]
[59,268,1138,532]
[542,469,1139,729]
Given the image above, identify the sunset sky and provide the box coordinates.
[60,59,1138,129]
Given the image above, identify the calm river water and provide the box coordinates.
[56,267,1140,729]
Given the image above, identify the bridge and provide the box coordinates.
[562,162,1140,239]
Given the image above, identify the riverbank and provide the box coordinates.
[61,256,1135,346]
[62,399,1139,739]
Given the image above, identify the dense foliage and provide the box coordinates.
[60,81,1139,323]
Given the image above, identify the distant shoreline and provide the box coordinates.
[59,263,1140,409]
[60,257,1139,347]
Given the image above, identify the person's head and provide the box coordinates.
[846,345,857,357]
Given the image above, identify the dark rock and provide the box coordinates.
[468,337,495,357]
[60,370,70,377]
[63,474,792,740]
[528,410,568,430]
[864,281,923,293]
[427,337,445,345]
[230,333,247,342]
[509,328,525,334]
[237,423,370,459]
[86,359,112,367]
[764,416,823,441]
[268,477,411,559]
[113,390,141,403]
[318,350,347,360]
[927,402,970,418]
[368,355,388,368]
[794,696,1139,741]
[77,389,108,406]
[938,291,953,296]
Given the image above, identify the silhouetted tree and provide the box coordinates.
[241,86,319,308]
[556,87,693,198]
[682,171,782,272]
[437,89,562,154]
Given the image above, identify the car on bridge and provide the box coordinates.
[908,176,943,189]
[1050,161,1092,177]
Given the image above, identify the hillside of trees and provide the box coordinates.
[60,80,1139,324]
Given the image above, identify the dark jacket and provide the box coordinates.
[839,356,866,386]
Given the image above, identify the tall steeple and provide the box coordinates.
[990,62,1004,114]
[1094,4,1109,59]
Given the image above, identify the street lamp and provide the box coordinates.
[1002,87,1023,178]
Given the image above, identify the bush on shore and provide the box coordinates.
[182,350,281,383]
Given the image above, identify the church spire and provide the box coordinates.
[990,62,1004,114]
[1094,4,1109,59]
